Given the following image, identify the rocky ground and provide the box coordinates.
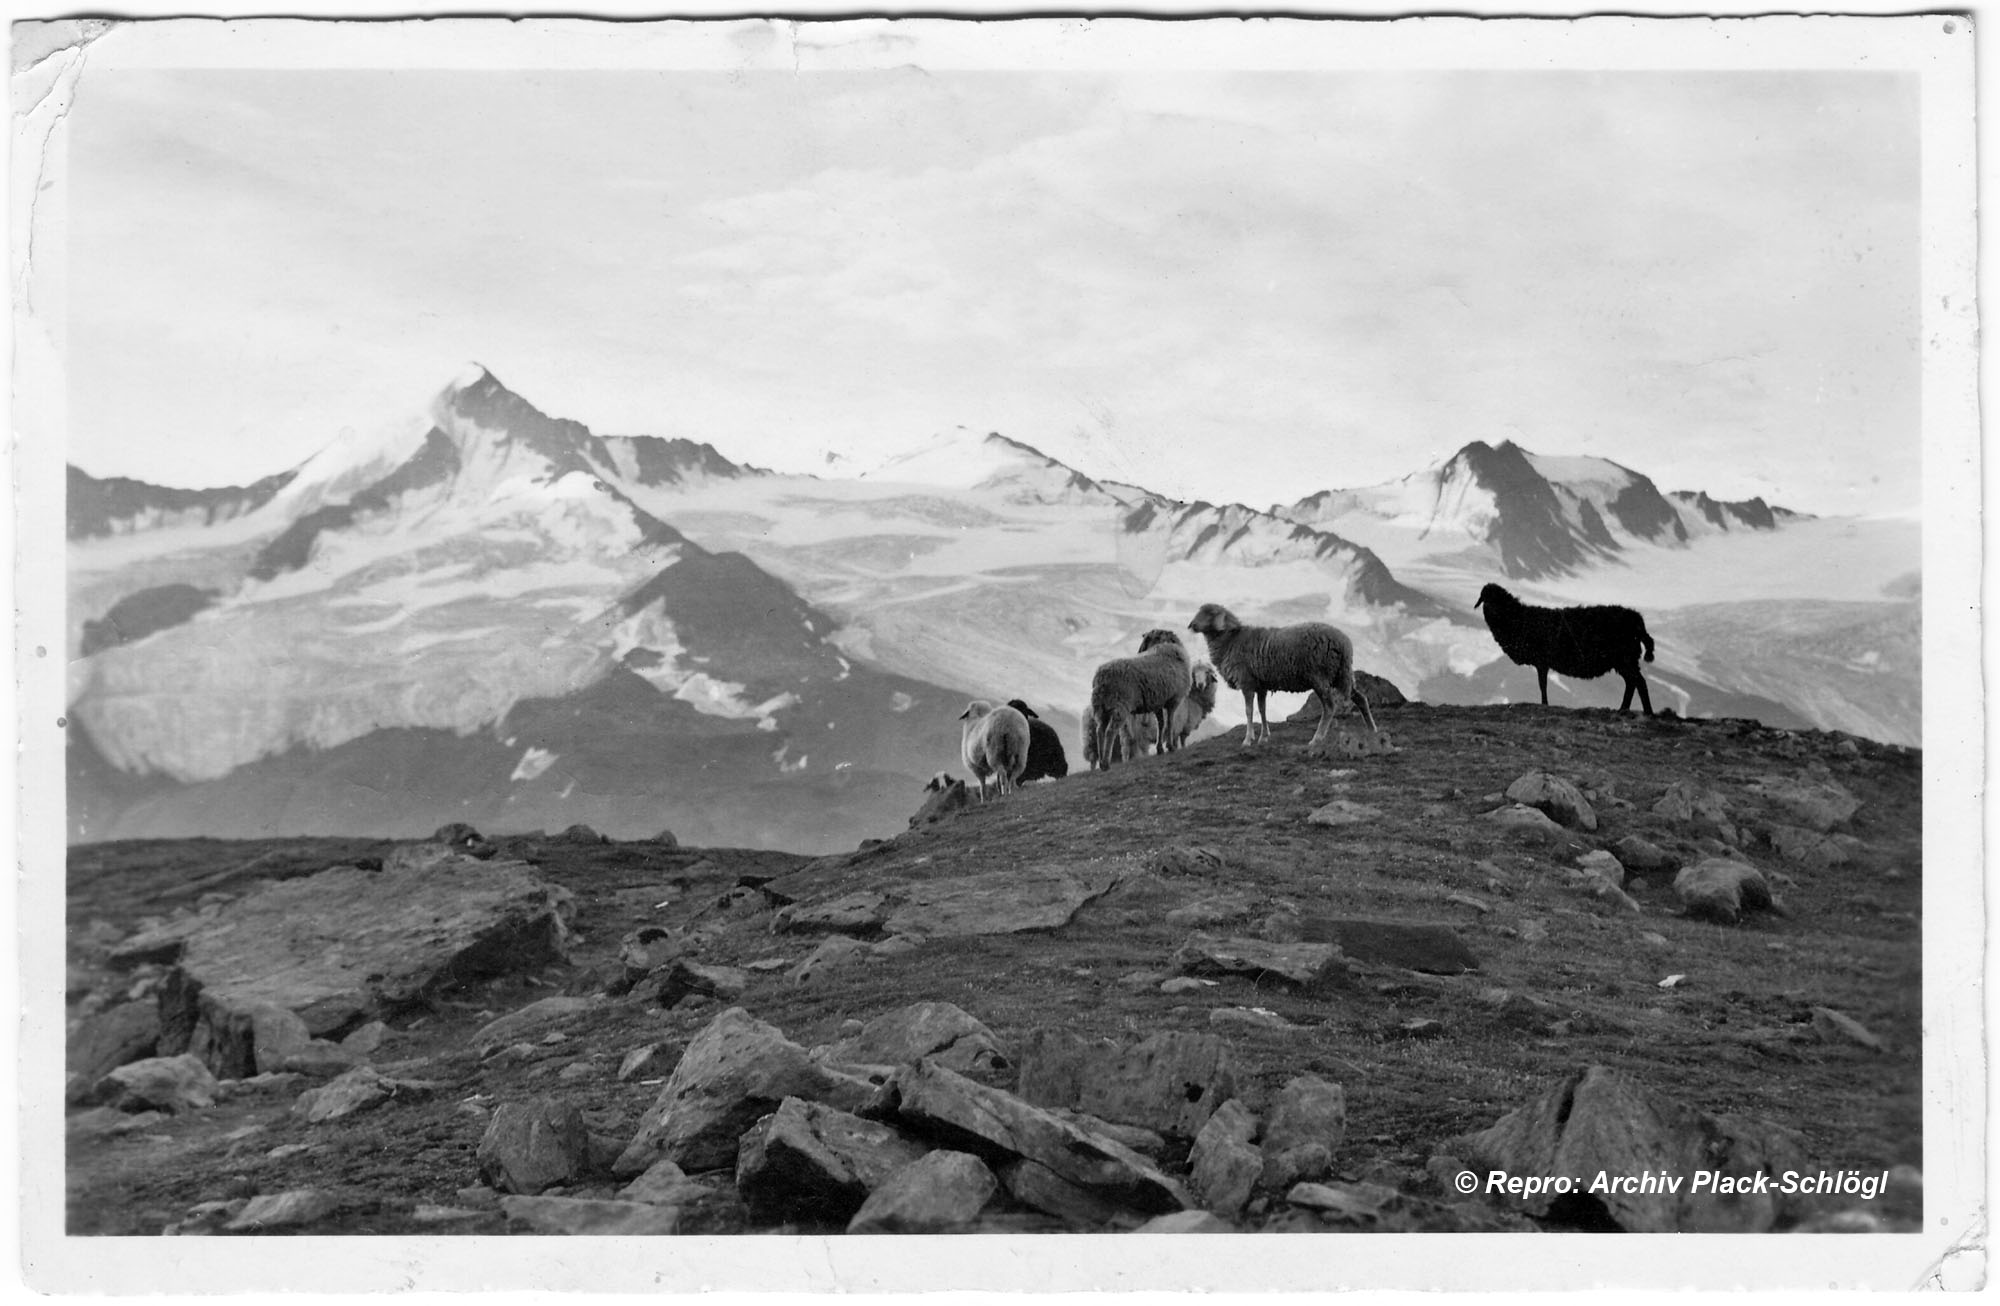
[63,702,1924,1238]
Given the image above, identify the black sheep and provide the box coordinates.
[1474,583,1657,715]
[1005,700,1071,781]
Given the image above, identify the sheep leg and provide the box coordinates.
[1306,689,1334,748]
[1536,666,1551,706]
[1255,691,1271,744]
[1239,689,1259,746]
[1349,686,1379,734]
[1620,668,1655,716]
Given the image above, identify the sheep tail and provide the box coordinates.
[1639,618,1656,663]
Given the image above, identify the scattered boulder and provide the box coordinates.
[773,892,888,937]
[787,935,871,985]
[1674,859,1780,925]
[1014,1028,1236,1139]
[1481,805,1568,839]
[616,926,683,980]
[1505,772,1598,832]
[643,960,751,1010]
[815,1001,1011,1084]
[735,1097,930,1224]
[1441,1064,1805,1231]
[1610,835,1678,875]
[1296,918,1478,975]
[1169,934,1349,994]
[1748,775,1861,832]
[1188,1099,1262,1216]
[887,1059,1190,1217]
[1652,780,1738,843]
[66,1001,161,1104]
[1569,852,1641,913]
[847,1150,999,1233]
[1165,894,1257,929]
[91,1054,217,1114]
[998,1158,1144,1229]
[476,1098,592,1195]
[613,1007,876,1175]
[1209,1007,1300,1032]
[1260,1075,1346,1189]
[557,824,609,845]
[1765,824,1852,871]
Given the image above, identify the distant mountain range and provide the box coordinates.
[67,367,1921,849]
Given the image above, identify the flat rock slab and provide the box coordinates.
[889,1059,1190,1216]
[291,1065,442,1123]
[224,1189,339,1231]
[1441,1064,1805,1232]
[1169,934,1349,994]
[149,854,570,1075]
[770,864,1126,940]
[1296,918,1478,975]
[1188,1099,1261,1216]
[847,1150,999,1233]
[614,1007,876,1175]
[1014,1028,1237,1139]
[91,1054,217,1114]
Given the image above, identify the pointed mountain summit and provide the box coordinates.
[1282,439,1803,581]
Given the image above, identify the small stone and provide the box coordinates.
[224,1189,338,1231]
[1675,859,1779,925]
[1811,1006,1886,1053]
[1482,804,1567,838]
[1160,977,1214,994]
[617,1044,675,1082]
[92,1054,218,1114]
[1306,799,1384,827]
[1209,1007,1298,1032]
[1611,835,1678,874]
[1133,1210,1236,1233]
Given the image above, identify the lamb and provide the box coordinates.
[1083,628,1194,769]
[957,700,1031,801]
[1005,700,1070,782]
[910,771,973,828]
[1139,663,1219,752]
[1473,582,1656,715]
[1187,603,1379,748]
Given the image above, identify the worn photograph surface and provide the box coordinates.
[16,12,1980,1293]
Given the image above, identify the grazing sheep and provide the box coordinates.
[1187,603,1379,747]
[958,700,1031,801]
[1005,700,1071,782]
[1084,628,1194,769]
[1474,582,1656,715]
[1140,663,1220,752]
[910,772,973,828]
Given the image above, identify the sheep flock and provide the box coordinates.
[929,584,1660,807]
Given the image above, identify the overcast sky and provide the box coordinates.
[60,32,1921,516]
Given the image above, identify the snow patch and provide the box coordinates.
[511,747,557,783]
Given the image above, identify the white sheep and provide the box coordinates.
[957,701,1031,802]
[1141,663,1220,753]
[1084,628,1194,769]
[1187,602,1379,748]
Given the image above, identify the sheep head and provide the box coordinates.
[1005,699,1041,720]
[1136,628,1186,654]
[1475,583,1516,611]
[1187,603,1242,636]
